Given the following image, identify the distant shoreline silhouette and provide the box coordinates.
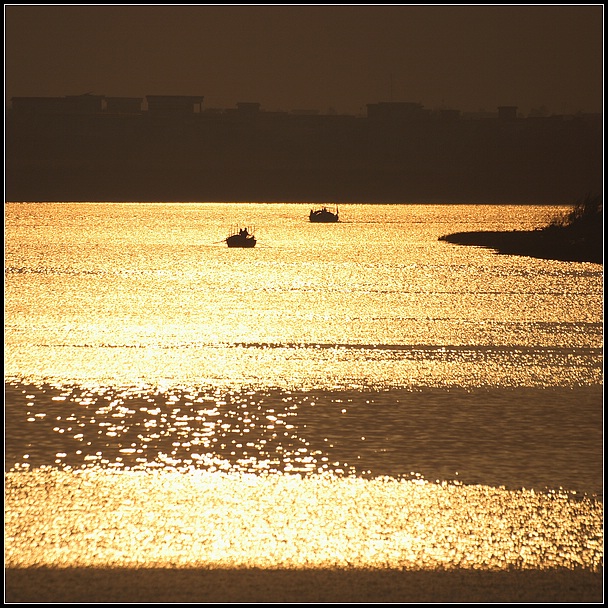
[439,194,603,263]
[5,96,602,204]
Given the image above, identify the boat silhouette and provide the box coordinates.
[225,226,256,248]
[309,205,339,223]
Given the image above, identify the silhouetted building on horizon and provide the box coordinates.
[5,92,602,205]
[438,109,461,122]
[105,97,144,114]
[366,101,428,121]
[236,102,261,115]
[145,95,204,114]
[7,93,601,123]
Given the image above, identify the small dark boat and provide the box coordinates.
[225,226,256,248]
[309,205,339,223]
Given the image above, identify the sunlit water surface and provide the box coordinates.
[4,202,603,571]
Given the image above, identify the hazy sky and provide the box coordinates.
[4,4,604,116]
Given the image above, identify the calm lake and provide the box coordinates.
[4,202,603,571]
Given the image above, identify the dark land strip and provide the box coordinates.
[439,228,602,263]
[440,196,603,264]
[4,566,604,603]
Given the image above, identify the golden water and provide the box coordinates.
[4,202,603,571]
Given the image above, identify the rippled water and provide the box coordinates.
[4,202,603,571]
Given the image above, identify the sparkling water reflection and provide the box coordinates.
[4,203,603,572]
[5,382,603,495]
[5,469,603,571]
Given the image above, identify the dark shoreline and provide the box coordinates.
[439,229,603,264]
[4,566,604,603]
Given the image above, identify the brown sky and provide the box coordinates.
[4,4,604,116]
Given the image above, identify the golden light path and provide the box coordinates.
[5,203,603,586]
[5,468,602,572]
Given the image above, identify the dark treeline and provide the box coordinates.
[5,104,603,204]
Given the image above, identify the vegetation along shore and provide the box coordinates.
[439,194,603,263]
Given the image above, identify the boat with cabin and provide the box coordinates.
[309,205,339,223]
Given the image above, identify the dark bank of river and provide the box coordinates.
[440,226,602,264]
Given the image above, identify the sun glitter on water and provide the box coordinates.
[5,468,603,571]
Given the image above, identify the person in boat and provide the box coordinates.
[239,228,248,237]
